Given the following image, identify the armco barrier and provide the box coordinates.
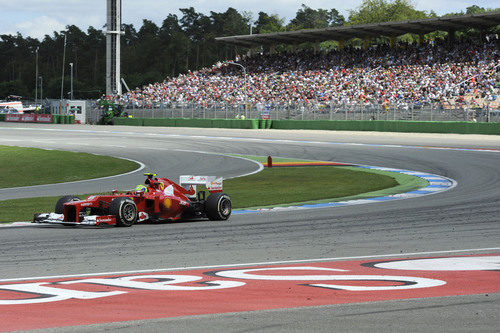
[177,118,213,128]
[211,119,233,128]
[271,120,500,135]
[114,117,144,126]
[114,118,260,129]
[4,114,53,123]
[142,118,176,127]
[111,118,499,135]
[35,114,53,123]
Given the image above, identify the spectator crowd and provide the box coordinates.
[115,36,500,110]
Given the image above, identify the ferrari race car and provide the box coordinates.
[33,173,231,227]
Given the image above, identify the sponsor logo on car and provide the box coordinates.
[96,216,114,223]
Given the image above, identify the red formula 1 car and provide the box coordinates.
[33,173,232,227]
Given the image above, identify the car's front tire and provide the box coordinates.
[55,195,80,214]
[55,195,81,226]
[109,198,138,227]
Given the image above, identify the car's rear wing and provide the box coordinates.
[179,175,223,196]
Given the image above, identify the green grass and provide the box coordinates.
[0,151,427,223]
[0,145,139,188]
[0,166,409,223]
[1,195,70,223]
[225,166,398,208]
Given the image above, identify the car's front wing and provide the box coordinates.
[33,213,117,226]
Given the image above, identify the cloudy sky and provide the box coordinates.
[1,0,498,40]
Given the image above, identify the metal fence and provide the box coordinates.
[86,102,500,124]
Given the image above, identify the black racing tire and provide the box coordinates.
[109,197,138,227]
[205,193,231,221]
[55,195,80,214]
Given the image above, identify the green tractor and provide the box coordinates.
[97,99,127,125]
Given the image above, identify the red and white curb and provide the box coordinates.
[0,251,498,332]
[233,164,456,215]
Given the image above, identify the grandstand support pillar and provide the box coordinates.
[313,42,320,54]
[447,29,456,46]
[390,36,396,48]
[292,44,298,53]
[270,45,276,55]
[480,29,485,42]
[363,36,371,50]
[106,0,124,96]
[338,38,345,50]
[418,34,424,45]
[247,46,258,58]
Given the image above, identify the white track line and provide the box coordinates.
[0,247,498,283]
[1,126,499,153]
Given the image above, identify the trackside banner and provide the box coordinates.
[5,114,53,123]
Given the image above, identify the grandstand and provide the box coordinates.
[216,11,500,48]
[111,12,500,122]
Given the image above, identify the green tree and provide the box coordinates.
[159,14,190,76]
[254,12,286,33]
[0,80,28,98]
[210,8,251,59]
[348,0,428,24]
[180,7,208,69]
[288,4,345,30]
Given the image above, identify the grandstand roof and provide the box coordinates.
[216,11,500,47]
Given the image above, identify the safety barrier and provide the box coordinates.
[2,114,54,123]
[270,120,500,135]
[3,114,495,135]
[0,114,76,124]
[112,117,500,135]
[114,117,265,129]
[51,115,75,124]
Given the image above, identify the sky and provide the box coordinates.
[0,0,498,40]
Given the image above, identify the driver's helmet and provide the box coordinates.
[135,185,148,193]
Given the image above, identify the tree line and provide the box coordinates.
[0,1,497,100]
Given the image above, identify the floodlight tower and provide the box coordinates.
[106,0,123,96]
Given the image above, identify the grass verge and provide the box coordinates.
[0,166,421,223]
[0,145,139,188]
[0,153,427,223]
[225,166,398,208]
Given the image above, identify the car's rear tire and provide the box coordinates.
[109,197,138,227]
[55,195,80,214]
[205,193,231,221]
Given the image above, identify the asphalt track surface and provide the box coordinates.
[0,123,499,332]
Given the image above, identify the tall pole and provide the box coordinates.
[39,76,43,103]
[70,63,74,100]
[244,70,248,118]
[60,34,67,114]
[35,47,39,108]
[106,0,123,96]
[228,62,247,118]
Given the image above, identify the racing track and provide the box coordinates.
[0,123,499,332]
